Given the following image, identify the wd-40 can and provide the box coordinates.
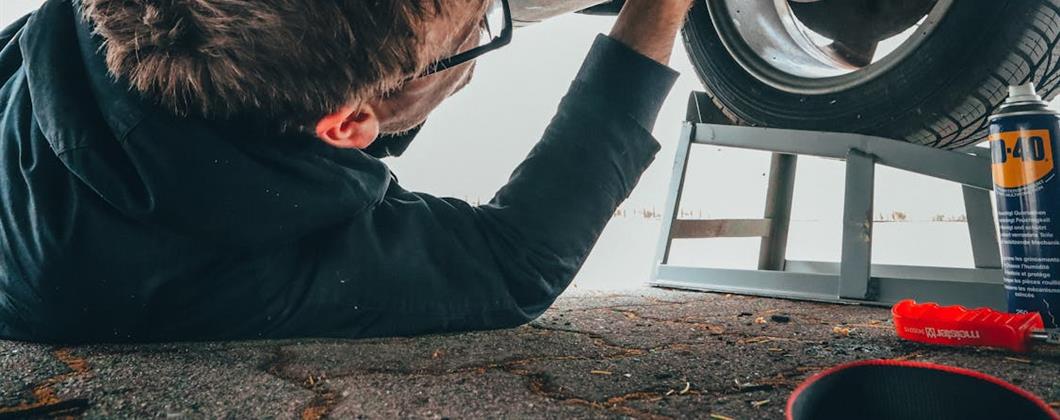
[989,83,1060,328]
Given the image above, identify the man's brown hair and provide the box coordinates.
[81,0,462,127]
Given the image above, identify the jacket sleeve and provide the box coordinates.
[278,35,679,338]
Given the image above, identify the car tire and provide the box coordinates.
[683,0,1060,149]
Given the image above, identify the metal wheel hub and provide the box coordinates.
[708,0,952,94]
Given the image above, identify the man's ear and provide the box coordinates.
[315,104,380,149]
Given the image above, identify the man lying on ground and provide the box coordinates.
[0,0,691,342]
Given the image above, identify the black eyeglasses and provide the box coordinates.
[419,0,513,77]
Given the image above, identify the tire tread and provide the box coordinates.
[920,0,1060,148]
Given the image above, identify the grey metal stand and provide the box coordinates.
[651,92,1005,309]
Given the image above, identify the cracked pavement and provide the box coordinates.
[2,288,1059,419]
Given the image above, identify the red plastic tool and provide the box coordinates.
[892,300,1059,352]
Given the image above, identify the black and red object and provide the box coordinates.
[892,299,1059,352]
[787,359,1059,420]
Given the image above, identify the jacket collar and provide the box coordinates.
[21,0,146,153]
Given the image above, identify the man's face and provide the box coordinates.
[369,6,485,135]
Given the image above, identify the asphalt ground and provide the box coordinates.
[2,288,1058,419]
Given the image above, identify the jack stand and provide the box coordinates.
[651,92,1004,309]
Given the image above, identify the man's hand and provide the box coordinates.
[608,0,696,66]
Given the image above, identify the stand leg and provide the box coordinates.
[655,123,695,268]
[758,153,798,271]
[839,149,876,300]
[962,185,1002,270]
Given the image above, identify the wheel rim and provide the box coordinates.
[707,0,953,95]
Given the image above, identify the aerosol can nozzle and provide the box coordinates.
[1006,83,1045,105]
[995,82,1056,116]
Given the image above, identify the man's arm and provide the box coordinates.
[268,1,694,339]
[610,0,695,65]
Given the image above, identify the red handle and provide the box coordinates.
[892,300,1044,352]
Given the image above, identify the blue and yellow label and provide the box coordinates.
[989,129,1053,189]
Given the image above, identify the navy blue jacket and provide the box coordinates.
[0,0,677,343]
